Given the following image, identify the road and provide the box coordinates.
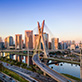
[46,57,80,65]
[0,49,62,53]
[2,62,38,82]
[33,54,73,82]
[0,72,16,82]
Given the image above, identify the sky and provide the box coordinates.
[0,0,82,43]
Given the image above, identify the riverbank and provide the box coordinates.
[62,73,81,82]
[3,51,32,56]
[44,57,80,65]
[43,57,82,81]
[0,57,56,82]
[0,63,29,82]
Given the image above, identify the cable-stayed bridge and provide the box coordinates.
[32,20,74,82]
[0,20,81,82]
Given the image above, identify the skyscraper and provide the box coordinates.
[61,41,64,49]
[15,34,22,49]
[0,37,2,42]
[43,32,49,49]
[25,30,33,49]
[0,37,4,49]
[48,42,51,50]
[33,34,39,49]
[0,42,4,49]
[66,41,71,49]
[5,38,7,48]
[72,40,75,45]
[51,38,59,50]
[5,36,13,49]
[51,38,55,50]
[54,38,59,50]
[63,41,67,49]
[70,40,76,50]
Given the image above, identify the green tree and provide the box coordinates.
[0,63,4,71]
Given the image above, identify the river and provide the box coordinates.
[48,60,80,78]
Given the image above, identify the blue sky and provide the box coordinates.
[0,0,82,43]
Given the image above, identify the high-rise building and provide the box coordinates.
[70,44,75,50]
[0,42,4,49]
[0,37,4,49]
[0,37,2,42]
[43,32,49,49]
[15,34,22,49]
[25,30,33,49]
[58,42,61,49]
[33,34,39,49]
[5,38,7,48]
[5,36,13,49]
[72,40,75,44]
[55,38,59,50]
[70,40,76,50]
[66,41,71,49]
[63,42,67,49]
[61,41,64,49]
[48,42,51,50]
[61,41,68,49]
[51,38,59,50]
[22,40,24,48]
[51,38,55,50]
[79,41,82,49]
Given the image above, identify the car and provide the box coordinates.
[32,80,36,82]
[2,75,6,78]
[67,80,71,82]
[42,64,44,67]
[9,77,13,80]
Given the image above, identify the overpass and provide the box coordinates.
[32,20,74,82]
[32,53,74,82]
[0,20,75,81]
[71,50,82,80]
[71,51,80,56]
[0,49,63,54]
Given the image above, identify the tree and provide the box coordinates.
[0,63,4,71]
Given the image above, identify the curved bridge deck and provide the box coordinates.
[32,54,73,82]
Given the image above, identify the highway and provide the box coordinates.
[2,62,38,82]
[0,49,62,53]
[33,54,73,82]
[71,51,80,56]
[0,72,16,82]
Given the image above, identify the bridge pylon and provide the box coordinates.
[36,20,48,58]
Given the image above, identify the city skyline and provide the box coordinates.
[0,0,82,43]
[0,1,82,80]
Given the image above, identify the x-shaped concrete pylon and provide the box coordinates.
[36,20,48,58]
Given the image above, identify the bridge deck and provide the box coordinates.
[32,54,72,82]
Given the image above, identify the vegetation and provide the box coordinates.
[0,57,43,74]
[0,63,28,82]
[44,57,80,65]
[62,73,81,81]
[0,80,3,82]
[68,54,77,57]
[49,51,63,55]
[4,51,32,56]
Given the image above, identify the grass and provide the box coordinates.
[4,51,32,56]
[0,57,43,74]
[62,73,81,81]
[0,80,3,82]
[3,68,29,82]
[0,64,29,82]
[44,57,80,65]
